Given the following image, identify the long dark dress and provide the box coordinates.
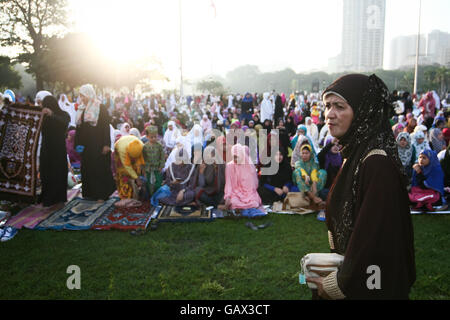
[159,163,199,206]
[329,154,416,299]
[274,95,284,123]
[194,164,226,206]
[257,158,293,204]
[75,104,115,201]
[40,105,70,206]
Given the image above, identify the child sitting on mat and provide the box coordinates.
[409,149,447,211]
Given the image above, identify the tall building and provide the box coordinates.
[338,0,386,72]
[427,30,450,67]
[389,34,427,70]
[388,30,450,70]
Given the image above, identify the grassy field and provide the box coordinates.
[0,213,449,300]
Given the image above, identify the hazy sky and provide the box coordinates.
[12,0,450,85]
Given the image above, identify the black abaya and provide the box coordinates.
[75,104,115,201]
[40,99,70,206]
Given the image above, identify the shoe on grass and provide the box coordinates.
[317,210,326,221]
[1,226,18,242]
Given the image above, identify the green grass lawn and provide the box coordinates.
[0,213,449,300]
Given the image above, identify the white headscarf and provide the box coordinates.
[58,94,76,127]
[35,91,52,106]
[305,116,319,148]
[76,84,101,126]
[412,124,429,143]
[120,122,131,136]
[163,135,191,172]
[200,115,212,133]
[163,120,180,149]
[129,127,141,139]
[190,124,204,146]
[260,92,274,123]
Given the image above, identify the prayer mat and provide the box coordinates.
[410,208,450,215]
[36,197,118,230]
[5,203,62,229]
[67,186,82,202]
[92,202,161,231]
[267,204,316,215]
[155,205,213,222]
[0,104,43,198]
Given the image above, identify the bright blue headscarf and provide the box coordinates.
[242,92,253,103]
[412,149,445,202]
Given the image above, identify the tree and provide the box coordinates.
[196,80,224,95]
[0,0,69,91]
[0,56,22,90]
[435,66,449,96]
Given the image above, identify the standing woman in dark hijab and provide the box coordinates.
[40,95,70,206]
[75,84,115,202]
[274,94,284,124]
[306,74,416,300]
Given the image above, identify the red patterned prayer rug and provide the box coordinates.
[91,201,157,231]
[0,104,43,199]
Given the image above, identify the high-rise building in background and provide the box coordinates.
[389,34,427,70]
[328,0,386,73]
[388,30,450,70]
[427,30,450,67]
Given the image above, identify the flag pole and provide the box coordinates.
[179,0,183,98]
[413,0,422,95]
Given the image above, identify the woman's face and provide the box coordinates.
[301,148,311,162]
[331,143,341,154]
[324,94,354,139]
[418,154,430,167]
[417,137,424,144]
[275,151,283,164]
[80,93,89,105]
[398,138,408,148]
[298,129,305,136]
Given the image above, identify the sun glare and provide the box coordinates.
[72,0,179,64]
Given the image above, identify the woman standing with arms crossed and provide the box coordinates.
[306,74,416,299]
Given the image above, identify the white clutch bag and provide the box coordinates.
[300,253,344,289]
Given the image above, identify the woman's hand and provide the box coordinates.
[306,277,331,300]
[282,186,290,194]
[102,146,111,155]
[413,163,421,174]
[304,175,311,186]
[176,189,185,203]
[274,187,284,196]
[42,108,53,116]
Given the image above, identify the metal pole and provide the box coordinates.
[413,0,422,95]
[179,0,184,98]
